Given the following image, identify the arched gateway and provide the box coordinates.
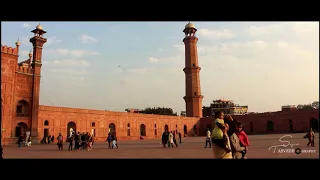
[183,125,187,135]
[140,124,146,136]
[67,121,76,137]
[109,123,116,135]
[164,124,169,132]
[310,118,319,131]
[15,122,28,137]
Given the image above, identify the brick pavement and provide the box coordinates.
[3,133,319,159]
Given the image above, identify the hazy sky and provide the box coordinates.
[1,22,319,113]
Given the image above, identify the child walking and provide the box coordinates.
[235,122,250,158]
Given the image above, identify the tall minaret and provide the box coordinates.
[29,24,47,137]
[183,22,203,118]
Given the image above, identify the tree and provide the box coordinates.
[297,104,315,110]
[311,101,319,109]
[140,107,177,116]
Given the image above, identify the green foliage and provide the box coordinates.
[140,107,178,116]
[297,102,318,110]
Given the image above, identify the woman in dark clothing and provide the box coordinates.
[18,134,24,148]
[74,133,79,150]
[76,133,81,151]
[80,133,85,151]
[68,136,74,151]
[91,135,95,146]
[106,134,112,148]
[161,131,169,148]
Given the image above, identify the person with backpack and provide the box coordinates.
[57,133,63,150]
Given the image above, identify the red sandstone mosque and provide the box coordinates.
[1,23,318,144]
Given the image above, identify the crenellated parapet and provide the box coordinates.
[16,51,33,74]
[1,45,19,56]
[17,61,33,74]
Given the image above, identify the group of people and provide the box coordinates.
[17,134,32,148]
[55,132,95,151]
[161,131,182,148]
[40,135,55,144]
[210,111,250,159]
[46,132,120,150]
[106,133,118,148]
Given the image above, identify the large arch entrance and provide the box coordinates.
[140,124,146,136]
[310,118,319,131]
[109,123,116,135]
[15,122,28,137]
[267,121,274,132]
[183,125,187,135]
[289,120,293,132]
[250,122,253,133]
[164,124,169,132]
[67,121,76,137]
[127,123,130,136]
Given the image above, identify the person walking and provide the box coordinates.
[51,135,55,143]
[172,132,178,147]
[111,133,118,149]
[204,128,212,148]
[68,135,74,151]
[106,133,112,148]
[18,134,23,148]
[161,131,169,148]
[307,128,315,147]
[169,131,174,148]
[57,133,63,150]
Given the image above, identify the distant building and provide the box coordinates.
[125,108,143,113]
[203,99,248,117]
[281,105,297,112]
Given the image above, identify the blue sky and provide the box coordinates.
[1,21,319,113]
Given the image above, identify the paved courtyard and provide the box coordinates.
[3,133,319,159]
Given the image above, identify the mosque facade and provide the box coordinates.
[1,23,318,144]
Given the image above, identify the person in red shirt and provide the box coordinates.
[235,122,250,158]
